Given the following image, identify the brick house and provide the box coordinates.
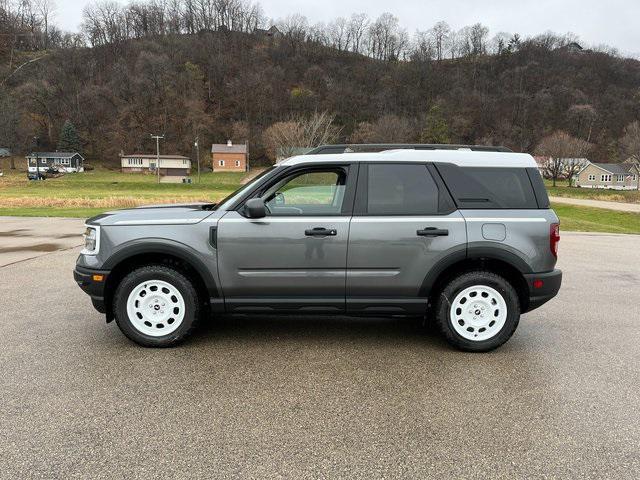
[211,141,248,172]
[575,161,640,190]
[121,154,191,176]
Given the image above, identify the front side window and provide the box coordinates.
[263,169,347,216]
[366,164,440,215]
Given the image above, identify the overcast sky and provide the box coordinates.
[54,0,639,56]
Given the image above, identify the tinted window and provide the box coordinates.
[526,168,550,208]
[367,164,440,215]
[436,164,538,209]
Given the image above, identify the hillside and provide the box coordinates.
[2,28,640,164]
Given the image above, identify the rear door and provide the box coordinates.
[346,162,467,315]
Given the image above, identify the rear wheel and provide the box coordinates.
[113,265,199,347]
[435,271,520,352]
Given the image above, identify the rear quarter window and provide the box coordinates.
[435,164,539,209]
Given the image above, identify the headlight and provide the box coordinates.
[81,226,100,255]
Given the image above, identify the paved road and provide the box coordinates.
[0,216,85,266]
[550,195,640,212]
[1,229,639,478]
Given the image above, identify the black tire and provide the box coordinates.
[435,271,520,352]
[113,265,200,347]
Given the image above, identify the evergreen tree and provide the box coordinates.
[420,106,451,144]
[57,120,81,153]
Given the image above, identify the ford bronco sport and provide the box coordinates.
[74,144,562,351]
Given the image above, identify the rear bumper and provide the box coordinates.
[73,266,110,313]
[523,269,562,312]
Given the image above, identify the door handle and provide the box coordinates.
[417,227,449,237]
[305,227,337,237]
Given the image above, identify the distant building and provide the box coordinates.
[0,147,11,157]
[575,161,640,190]
[565,42,584,53]
[121,154,191,176]
[27,152,84,173]
[211,140,248,172]
[254,25,282,39]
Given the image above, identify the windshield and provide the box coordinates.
[214,166,278,210]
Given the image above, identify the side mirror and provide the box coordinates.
[244,198,266,219]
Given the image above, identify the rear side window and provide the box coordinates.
[435,164,539,209]
[366,164,440,215]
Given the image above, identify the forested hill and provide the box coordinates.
[2,26,640,164]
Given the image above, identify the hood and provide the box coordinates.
[86,203,220,226]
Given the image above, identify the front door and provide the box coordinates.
[346,162,467,315]
[217,164,357,313]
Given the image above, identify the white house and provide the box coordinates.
[121,154,191,176]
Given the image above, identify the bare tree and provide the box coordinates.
[620,121,640,162]
[326,16,349,51]
[536,131,592,186]
[348,116,414,143]
[277,13,308,46]
[263,111,340,161]
[567,104,597,142]
[411,30,434,61]
[347,13,368,54]
[428,21,449,61]
[34,0,55,48]
[367,12,407,61]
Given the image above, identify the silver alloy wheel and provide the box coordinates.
[449,285,508,341]
[126,280,186,337]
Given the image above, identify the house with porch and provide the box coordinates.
[27,152,84,173]
[575,161,640,190]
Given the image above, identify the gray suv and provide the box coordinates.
[74,145,562,351]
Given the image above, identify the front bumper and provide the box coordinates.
[73,266,110,313]
[523,269,562,312]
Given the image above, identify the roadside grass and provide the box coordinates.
[552,203,640,234]
[0,207,108,218]
[0,167,246,217]
[544,179,640,204]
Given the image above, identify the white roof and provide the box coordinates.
[279,149,537,168]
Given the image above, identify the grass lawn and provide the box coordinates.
[0,167,247,218]
[545,179,640,204]
[552,203,640,234]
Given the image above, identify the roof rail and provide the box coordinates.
[306,144,512,154]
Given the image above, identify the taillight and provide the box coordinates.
[550,223,560,258]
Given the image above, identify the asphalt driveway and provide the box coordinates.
[0,219,638,479]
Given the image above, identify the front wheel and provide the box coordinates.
[435,271,520,352]
[113,265,200,347]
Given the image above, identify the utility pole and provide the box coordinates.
[151,134,164,184]
[33,136,40,180]
[194,137,201,183]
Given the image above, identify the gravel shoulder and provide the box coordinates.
[550,195,640,212]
